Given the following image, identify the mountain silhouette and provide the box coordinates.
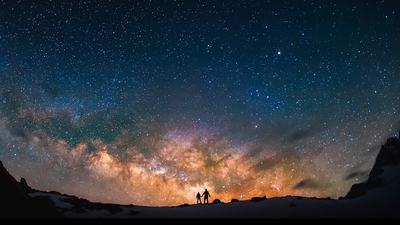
[0,161,63,218]
[344,131,400,199]
[1,130,400,217]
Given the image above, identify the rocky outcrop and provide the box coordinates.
[344,131,400,199]
[250,196,267,202]
[20,177,32,193]
[212,199,222,204]
[0,161,31,217]
[0,160,63,218]
[369,134,400,179]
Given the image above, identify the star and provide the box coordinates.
[0,0,398,207]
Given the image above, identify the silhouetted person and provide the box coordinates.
[202,189,211,204]
[196,192,202,204]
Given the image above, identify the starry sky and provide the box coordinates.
[1,0,399,206]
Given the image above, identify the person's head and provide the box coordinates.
[205,189,207,191]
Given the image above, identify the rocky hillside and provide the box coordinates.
[345,131,400,199]
[0,161,63,218]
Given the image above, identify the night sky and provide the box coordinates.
[1,0,399,206]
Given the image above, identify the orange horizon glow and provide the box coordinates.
[15,126,342,207]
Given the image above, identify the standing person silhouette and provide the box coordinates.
[202,189,211,204]
[196,192,202,204]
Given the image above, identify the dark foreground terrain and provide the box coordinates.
[1,132,400,218]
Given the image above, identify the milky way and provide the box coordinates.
[1,0,399,206]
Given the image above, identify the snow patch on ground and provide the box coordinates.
[29,192,74,210]
[27,173,400,218]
